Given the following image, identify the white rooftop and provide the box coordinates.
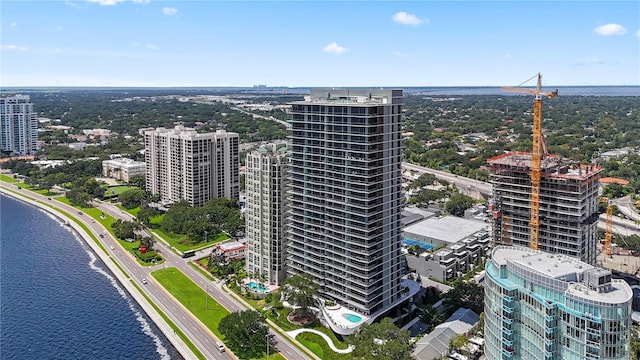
[492,246,633,305]
[403,216,488,244]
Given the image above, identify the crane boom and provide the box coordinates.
[501,73,558,251]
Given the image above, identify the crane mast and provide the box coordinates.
[501,73,558,250]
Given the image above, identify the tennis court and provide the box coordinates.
[402,239,434,250]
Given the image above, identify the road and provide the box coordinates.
[1,184,311,360]
[94,200,311,360]
[616,195,640,222]
[402,162,493,200]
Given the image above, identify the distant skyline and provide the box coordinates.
[1,1,639,87]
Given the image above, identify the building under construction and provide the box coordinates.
[488,151,601,265]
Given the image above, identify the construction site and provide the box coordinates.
[488,73,605,266]
[488,152,602,265]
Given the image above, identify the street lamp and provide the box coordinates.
[205,282,209,310]
[204,230,208,243]
[265,334,270,359]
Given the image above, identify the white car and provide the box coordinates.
[110,245,115,250]
[141,278,148,284]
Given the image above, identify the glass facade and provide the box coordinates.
[485,246,632,360]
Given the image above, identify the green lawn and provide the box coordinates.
[0,174,18,183]
[103,185,139,198]
[152,268,230,339]
[296,332,351,360]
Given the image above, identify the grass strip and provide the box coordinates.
[132,282,206,360]
[151,268,229,339]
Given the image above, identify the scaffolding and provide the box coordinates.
[488,152,601,265]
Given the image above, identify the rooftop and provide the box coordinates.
[403,215,488,244]
[492,246,633,304]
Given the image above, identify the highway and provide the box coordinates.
[402,162,640,236]
[1,184,311,360]
[402,162,492,199]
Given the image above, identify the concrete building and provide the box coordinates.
[102,158,146,183]
[287,89,407,333]
[0,94,38,155]
[485,246,632,360]
[488,152,601,265]
[144,125,239,207]
[245,144,290,286]
[406,231,491,283]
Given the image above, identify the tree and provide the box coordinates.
[281,274,319,316]
[445,193,475,217]
[218,310,269,359]
[118,188,146,209]
[449,333,469,354]
[128,174,146,189]
[348,318,413,360]
[136,204,160,226]
[441,282,484,315]
[111,219,138,240]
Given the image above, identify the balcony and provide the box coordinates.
[502,339,513,347]
[502,328,513,336]
[503,295,514,303]
[502,348,515,357]
[503,305,513,314]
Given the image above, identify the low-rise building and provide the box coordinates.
[212,241,246,263]
[412,307,480,360]
[102,157,146,183]
[408,231,491,282]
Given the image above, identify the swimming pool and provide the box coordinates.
[342,313,363,323]
[247,281,268,293]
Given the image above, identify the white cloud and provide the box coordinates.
[145,44,158,50]
[55,48,63,53]
[323,42,348,54]
[571,58,605,67]
[593,24,627,36]
[10,22,17,27]
[505,53,513,60]
[2,45,28,51]
[392,11,427,26]
[132,0,150,3]
[394,51,407,58]
[56,25,64,31]
[162,7,178,16]
[86,0,126,5]
[636,30,640,38]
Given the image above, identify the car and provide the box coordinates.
[99,234,104,238]
[267,334,277,345]
[110,245,115,250]
[141,278,148,284]
[215,342,225,352]
[77,211,83,215]
[47,197,51,200]
[91,219,95,223]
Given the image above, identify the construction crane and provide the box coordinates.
[501,73,558,250]
[600,197,614,257]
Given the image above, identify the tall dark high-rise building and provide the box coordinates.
[287,89,405,333]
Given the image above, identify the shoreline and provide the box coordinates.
[0,187,196,360]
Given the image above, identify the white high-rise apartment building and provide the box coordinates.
[245,144,289,286]
[288,89,405,322]
[144,125,239,206]
[0,94,38,155]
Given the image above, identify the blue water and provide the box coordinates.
[0,194,182,360]
[402,239,434,250]
[247,281,268,293]
[342,313,362,323]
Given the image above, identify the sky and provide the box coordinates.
[1,1,639,87]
